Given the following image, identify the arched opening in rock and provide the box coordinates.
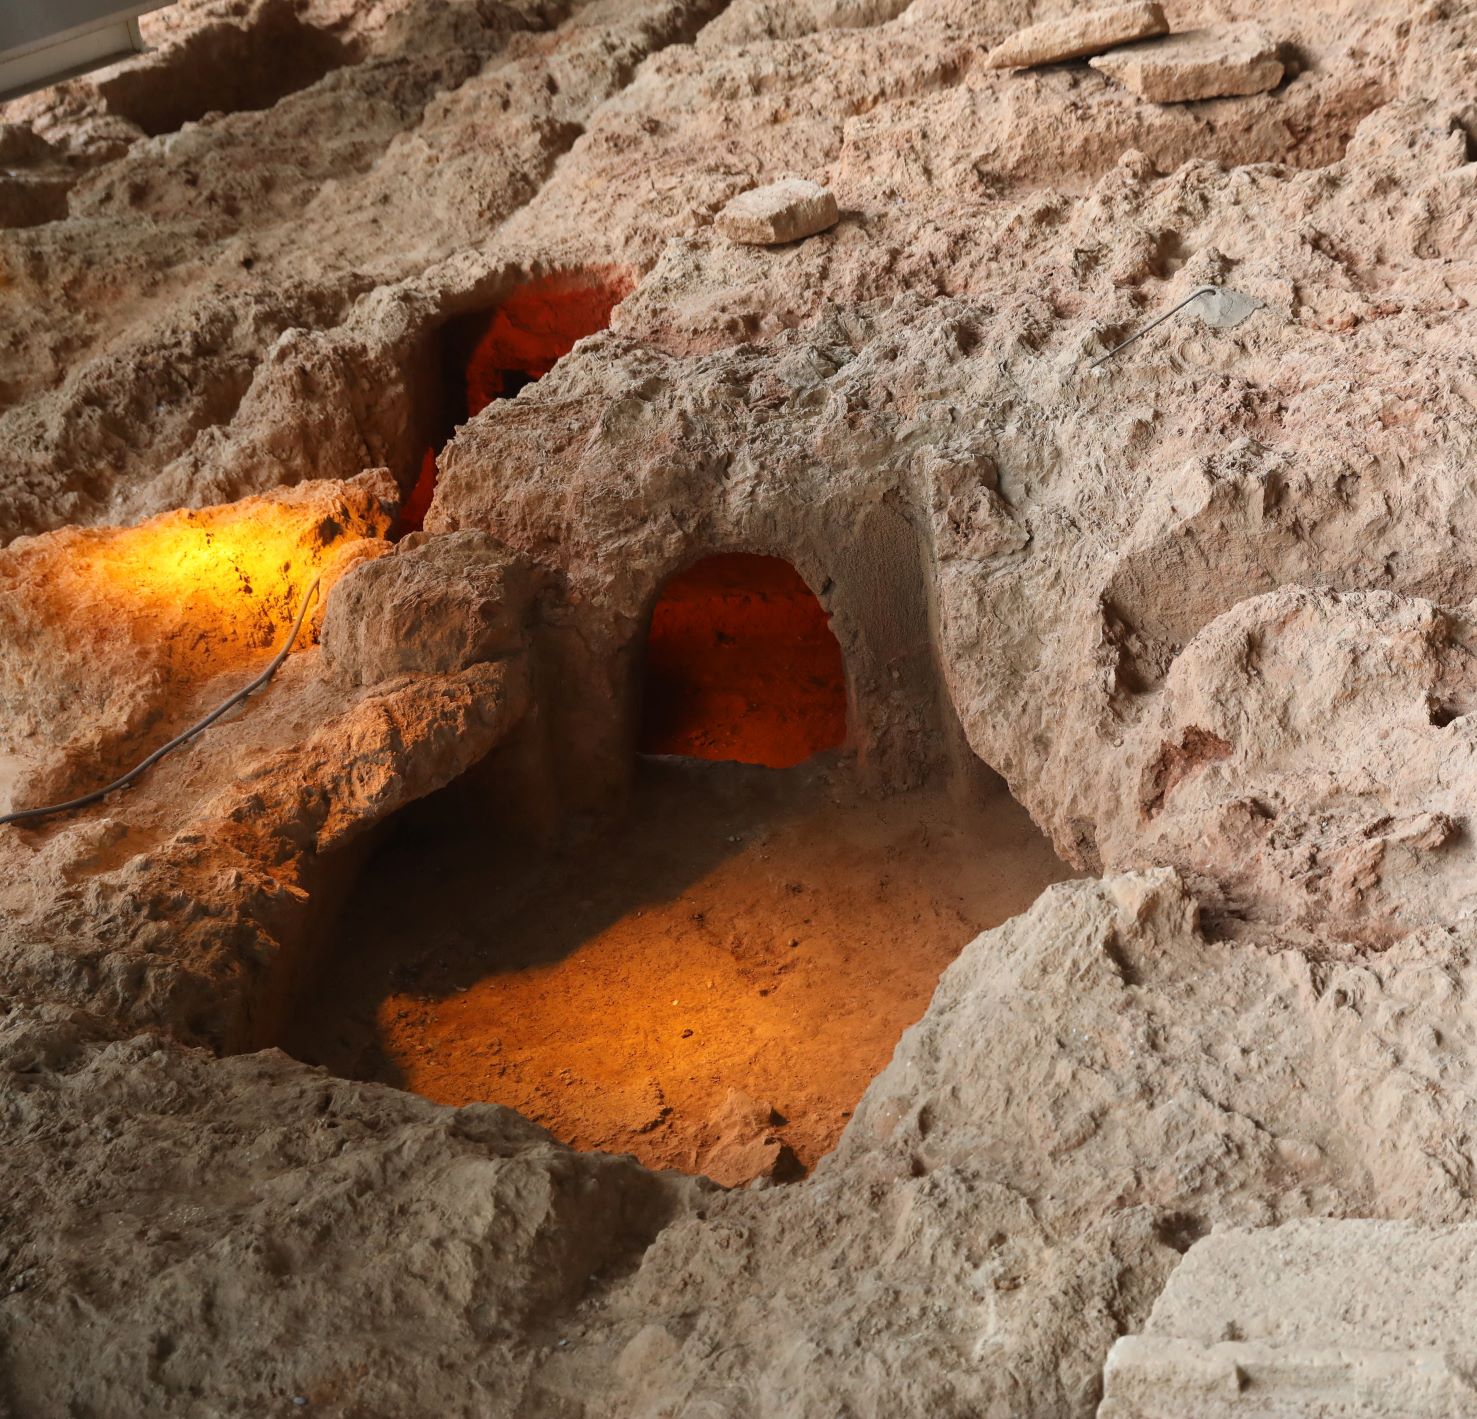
[639,553,848,768]
[402,271,630,530]
[280,552,1073,1188]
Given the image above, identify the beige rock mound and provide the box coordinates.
[321,529,532,688]
[984,2,1168,70]
[1101,1220,1477,1417]
[1091,24,1285,102]
[0,481,538,1052]
[592,871,1477,1417]
[1112,587,1477,943]
[0,1002,707,1418]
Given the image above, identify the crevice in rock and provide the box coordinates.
[401,268,634,530]
[95,8,356,139]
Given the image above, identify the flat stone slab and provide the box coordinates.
[1099,1220,1477,1418]
[1089,23,1284,102]
[715,178,839,245]
[984,2,1167,70]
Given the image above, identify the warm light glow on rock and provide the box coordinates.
[0,477,393,797]
[458,271,630,417]
[77,500,361,668]
[639,553,847,767]
[401,269,632,532]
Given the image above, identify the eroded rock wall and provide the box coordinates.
[2,0,1477,1413]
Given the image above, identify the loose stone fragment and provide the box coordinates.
[1099,1221,1477,1419]
[715,178,840,245]
[984,2,1167,70]
[1089,23,1284,102]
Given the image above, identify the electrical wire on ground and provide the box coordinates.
[0,577,321,829]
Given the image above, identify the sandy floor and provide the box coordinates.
[284,757,1075,1178]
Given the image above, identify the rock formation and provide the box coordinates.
[2,0,1476,1413]
[983,1,1168,70]
[1090,23,1285,102]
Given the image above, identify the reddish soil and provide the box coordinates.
[283,758,1075,1179]
[639,553,847,767]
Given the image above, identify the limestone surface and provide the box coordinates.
[320,529,532,687]
[1100,1221,1477,1417]
[0,0,1475,1413]
[7,871,1477,1417]
[1091,23,1285,102]
[984,1,1168,71]
[715,177,840,245]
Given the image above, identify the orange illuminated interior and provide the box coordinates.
[284,758,1078,1184]
[639,554,847,767]
[402,270,631,530]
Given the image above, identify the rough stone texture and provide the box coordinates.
[0,470,395,813]
[715,177,840,245]
[697,0,912,49]
[320,528,533,687]
[688,1087,799,1185]
[1100,1221,1477,1417]
[1091,24,1285,103]
[984,2,1168,71]
[0,0,1476,1412]
[0,1004,708,1418]
[8,871,1477,1417]
[1112,588,1477,943]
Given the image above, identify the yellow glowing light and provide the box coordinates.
[72,502,361,675]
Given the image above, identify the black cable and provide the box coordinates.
[0,578,321,830]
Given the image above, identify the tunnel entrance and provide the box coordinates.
[639,554,847,767]
[402,270,629,530]
[282,545,1073,1187]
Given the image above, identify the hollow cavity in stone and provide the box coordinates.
[402,271,629,530]
[639,553,848,769]
[280,757,1075,1184]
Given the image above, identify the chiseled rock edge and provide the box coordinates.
[1100,1220,1477,1417]
[985,2,1167,70]
[1090,24,1284,102]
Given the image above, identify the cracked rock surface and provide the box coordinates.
[2,0,1477,1413]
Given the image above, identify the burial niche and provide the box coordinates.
[638,553,847,768]
[403,270,629,529]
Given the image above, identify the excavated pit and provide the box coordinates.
[281,757,1074,1183]
[281,551,1072,1182]
[8,0,1477,1410]
[98,9,353,137]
